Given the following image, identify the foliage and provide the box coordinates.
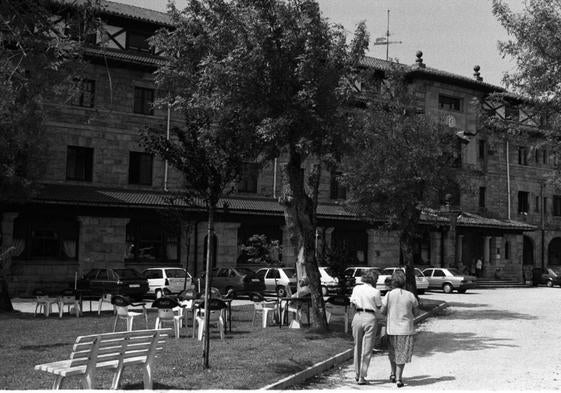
[492,0,561,187]
[237,234,282,266]
[317,245,356,295]
[344,70,463,294]
[0,0,97,201]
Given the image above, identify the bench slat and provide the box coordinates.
[35,355,156,377]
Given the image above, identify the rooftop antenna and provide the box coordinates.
[373,10,402,60]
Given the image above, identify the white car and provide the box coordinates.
[318,267,340,296]
[255,267,298,297]
[142,267,193,298]
[343,266,388,290]
[379,267,430,294]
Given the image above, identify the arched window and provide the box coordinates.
[504,240,510,260]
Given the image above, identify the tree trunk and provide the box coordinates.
[279,157,327,331]
[400,231,418,298]
[0,277,14,312]
[203,203,215,368]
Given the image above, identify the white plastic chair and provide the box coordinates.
[152,297,182,339]
[111,295,148,332]
[195,298,226,341]
[252,300,279,328]
[33,289,58,317]
[58,289,81,318]
[97,293,115,315]
[325,295,351,333]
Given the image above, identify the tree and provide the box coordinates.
[492,0,561,185]
[141,1,267,368]
[246,0,368,331]
[0,0,97,312]
[343,70,462,296]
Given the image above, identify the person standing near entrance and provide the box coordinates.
[476,258,483,277]
[383,270,419,388]
[350,269,383,385]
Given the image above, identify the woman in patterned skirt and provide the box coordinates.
[382,269,419,388]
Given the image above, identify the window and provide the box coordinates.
[265,269,280,279]
[554,195,561,216]
[126,220,178,261]
[478,187,486,208]
[438,95,462,111]
[13,218,78,259]
[238,162,258,193]
[133,87,154,115]
[518,191,529,214]
[543,149,548,165]
[478,140,486,161]
[505,241,510,260]
[66,146,93,181]
[433,270,445,277]
[126,30,152,53]
[129,152,153,185]
[330,170,347,200]
[505,103,519,121]
[70,79,95,108]
[544,197,548,215]
[518,147,528,165]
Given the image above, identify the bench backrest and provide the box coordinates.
[68,329,172,369]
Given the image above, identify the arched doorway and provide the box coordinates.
[548,237,561,265]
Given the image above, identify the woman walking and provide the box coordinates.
[383,269,419,388]
[349,269,383,385]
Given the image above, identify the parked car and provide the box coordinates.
[76,268,149,300]
[199,267,265,299]
[254,267,298,297]
[532,266,561,287]
[422,267,477,293]
[142,267,194,298]
[318,267,341,296]
[343,266,389,292]
[379,267,430,294]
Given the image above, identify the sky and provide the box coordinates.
[116,0,525,87]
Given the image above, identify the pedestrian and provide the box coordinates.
[349,269,383,385]
[382,270,419,388]
[476,258,483,277]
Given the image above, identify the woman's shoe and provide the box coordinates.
[389,375,396,383]
[357,379,369,385]
[397,380,404,388]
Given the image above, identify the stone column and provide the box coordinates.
[483,236,491,276]
[456,235,464,265]
[430,231,442,267]
[324,227,335,251]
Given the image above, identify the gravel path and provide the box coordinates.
[300,287,561,390]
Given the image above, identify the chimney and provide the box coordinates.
[473,65,483,82]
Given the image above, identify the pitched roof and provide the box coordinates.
[84,47,166,67]
[33,184,535,231]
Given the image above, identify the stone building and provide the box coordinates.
[0,1,550,295]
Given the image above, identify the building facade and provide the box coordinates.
[1,2,551,295]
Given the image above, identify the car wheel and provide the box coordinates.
[155,289,162,299]
[443,283,453,294]
[321,286,328,296]
[547,280,553,287]
[250,293,264,302]
[162,288,172,296]
[276,286,287,297]
[457,289,467,294]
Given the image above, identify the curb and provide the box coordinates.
[261,300,449,390]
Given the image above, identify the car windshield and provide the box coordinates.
[165,269,187,278]
[282,268,297,278]
[446,268,461,276]
[234,268,254,275]
[113,269,142,280]
[548,266,561,277]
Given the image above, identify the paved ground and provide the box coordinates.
[300,287,561,390]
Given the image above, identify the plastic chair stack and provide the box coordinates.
[152,297,182,339]
[58,288,81,318]
[33,289,58,317]
[111,295,148,332]
[195,298,227,341]
[252,300,279,328]
[325,295,351,333]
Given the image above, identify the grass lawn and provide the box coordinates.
[0,303,354,390]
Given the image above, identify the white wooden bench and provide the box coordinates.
[34,328,172,390]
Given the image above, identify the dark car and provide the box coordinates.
[199,267,265,299]
[533,266,561,287]
[77,268,149,300]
